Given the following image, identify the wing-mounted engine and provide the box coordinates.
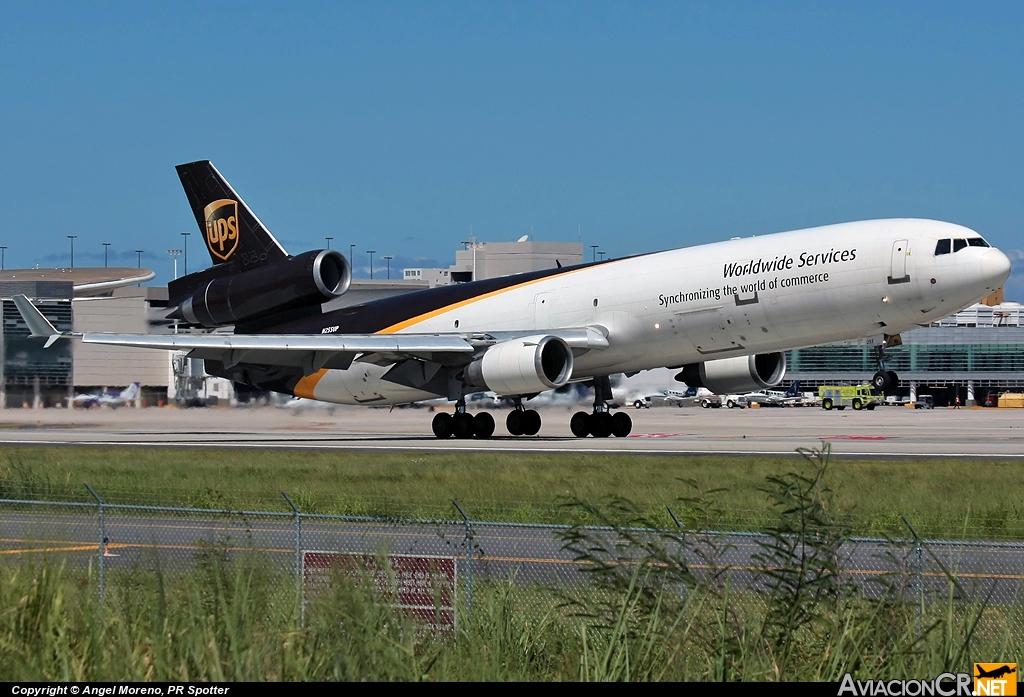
[169,249,351,328]
[465,334,574,396]
[677,352,786,394]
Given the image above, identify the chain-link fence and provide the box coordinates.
[2,487,1023,636]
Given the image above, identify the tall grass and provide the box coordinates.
[2,560,1016,681]
[1,445,1019,681]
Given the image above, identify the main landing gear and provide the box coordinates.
[432,402,495,440]
[506,403,542,436]
[570,375,632,438]
[870,342,900,394]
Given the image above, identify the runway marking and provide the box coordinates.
[824,436,889,441]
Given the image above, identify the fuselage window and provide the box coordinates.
[968,238,990,247]
[953,238,967,252]
[935,239,951,255]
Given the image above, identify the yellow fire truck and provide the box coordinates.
[818,384,882,411]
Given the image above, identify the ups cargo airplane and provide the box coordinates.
[14,162,1011,439]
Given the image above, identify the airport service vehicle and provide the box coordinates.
[73,382,140,408]
[12,161,1011,439]
[913,395,935,409]
[632,396,652,409]
[699,393,748,409]
[741,381,803,407]
[818,385,881,411]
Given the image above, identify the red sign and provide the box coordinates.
[302,551,457,632]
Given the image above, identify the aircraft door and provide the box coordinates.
[888,239,910,284]
[534,292,554,328]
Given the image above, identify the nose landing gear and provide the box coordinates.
[871,340,900,394]
[570,375,632,438]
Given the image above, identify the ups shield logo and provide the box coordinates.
[204,199,239,261]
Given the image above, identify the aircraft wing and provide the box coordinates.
[12,295,607,373]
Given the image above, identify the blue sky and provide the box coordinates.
[1,2,1022,297]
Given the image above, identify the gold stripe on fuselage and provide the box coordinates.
[373,263,607,334]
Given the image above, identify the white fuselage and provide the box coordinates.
[308,219,1011,405]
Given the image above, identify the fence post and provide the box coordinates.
[452,499,473,621]
[667,505,687,603]
[85,483,105,603]
[282,492,302,596]
[902,516,923,637]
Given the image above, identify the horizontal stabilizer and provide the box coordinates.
[12,295,67,348]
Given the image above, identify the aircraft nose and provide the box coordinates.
[981,248,1012,290]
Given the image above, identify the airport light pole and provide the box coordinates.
[590,245,599,262]
[324,236,333,250]
[181,232,190,275]
[367,250,376,279]
[0,246,7,270]
[383,255,393,279]
[167,249,181,279]
[598,251,606,261]
[102,242,111,268]
[67,235,77,269]
[461,237,480,281]
[349,244,355,270]
[135,250,144,286]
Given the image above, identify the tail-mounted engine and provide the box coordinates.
[170,249,350,327]
[465,334,574,396]
[677,352,786,394]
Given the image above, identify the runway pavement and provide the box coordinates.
[2,507,1022,603]
[0,403,1020,458]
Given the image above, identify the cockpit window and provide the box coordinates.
[968,237,990,247]
[935,239,951,255]
[953,238,967,252]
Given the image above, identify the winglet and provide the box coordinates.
[12,295,65,347]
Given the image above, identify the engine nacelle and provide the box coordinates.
[174,249,350,327]
[677,352,786,394]
[465,335,574,396]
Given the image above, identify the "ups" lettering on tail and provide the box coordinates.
[203,199,239,261]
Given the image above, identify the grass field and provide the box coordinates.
[1,445,1023,538]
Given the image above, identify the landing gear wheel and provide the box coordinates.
[590,412,614,438]
[570,411,590,438]
[521,409,542,436]
[871,371,891,392]
[452,412,476,439]
[473,412,495,439]
[611,411,632,437]
[432,412,453,439]
[506,410,525,436]
[822,398,834,411]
